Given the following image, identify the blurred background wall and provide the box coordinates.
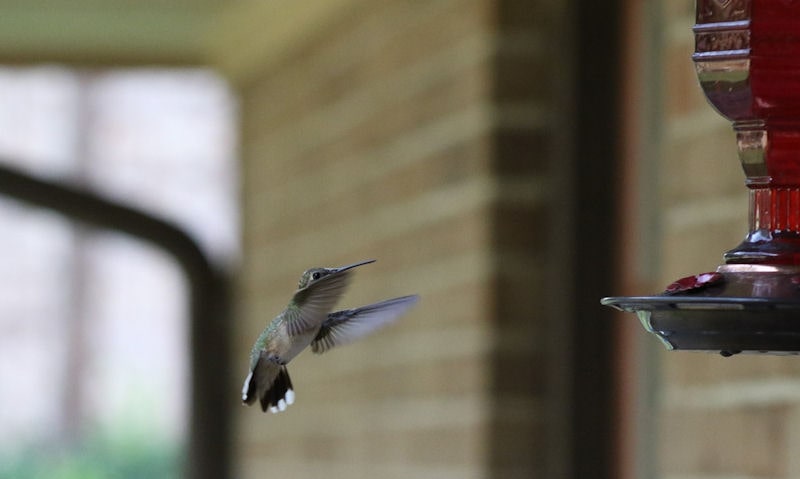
[221,1,586,478]
[3,1,800,479]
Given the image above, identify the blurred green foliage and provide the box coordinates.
[0,432,181,479]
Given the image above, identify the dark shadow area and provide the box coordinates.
[486,0,623,477]
[569,0,623,478]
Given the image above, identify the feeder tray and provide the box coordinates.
[603,266,800,355]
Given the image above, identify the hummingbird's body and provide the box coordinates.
[242,259,418,413]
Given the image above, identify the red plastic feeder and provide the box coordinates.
[602,0,800,354]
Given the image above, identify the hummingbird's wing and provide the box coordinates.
[311,295,419,354]
[285,269,356,336]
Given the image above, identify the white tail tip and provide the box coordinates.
[241,371,253,401]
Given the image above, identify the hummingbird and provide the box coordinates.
[241,259,419,413]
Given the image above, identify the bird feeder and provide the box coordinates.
[602,0,800,355]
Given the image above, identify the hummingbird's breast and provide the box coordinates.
[266,318,315,362]
[266,320,292,353]
[285,329,317,361]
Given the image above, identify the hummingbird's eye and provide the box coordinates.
[311,271,321,280]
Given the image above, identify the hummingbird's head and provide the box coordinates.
[297,267,332,289]
[296,260,376,289]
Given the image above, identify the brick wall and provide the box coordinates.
[647,2,800,478]
[217,1,575,478]
[210,0,800,476]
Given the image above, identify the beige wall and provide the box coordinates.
[225,1,573,478]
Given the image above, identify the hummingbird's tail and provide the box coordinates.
[261,366,295,413]
[242,361,295,413]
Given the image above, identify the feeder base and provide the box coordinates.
[602,265,800,355]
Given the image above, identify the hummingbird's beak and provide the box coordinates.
[332,259,376,273]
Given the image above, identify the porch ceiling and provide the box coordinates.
[0,0,226,66]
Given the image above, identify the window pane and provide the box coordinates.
[0,67,237,478]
